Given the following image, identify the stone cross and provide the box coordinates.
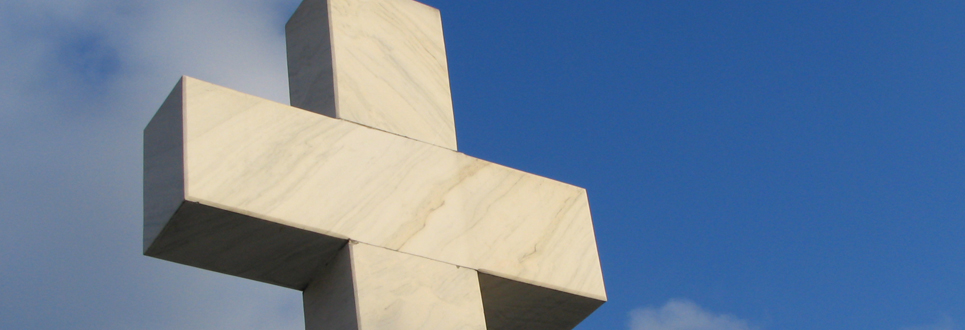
[142,0,606,329]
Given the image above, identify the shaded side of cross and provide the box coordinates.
[143,0,606,329]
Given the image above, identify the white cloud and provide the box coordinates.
[0,0,304,329]
[630,299,755,330]
[902,316,958,330]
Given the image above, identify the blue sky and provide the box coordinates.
[1,1,963,329]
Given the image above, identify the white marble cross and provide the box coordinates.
[142,0,606,329]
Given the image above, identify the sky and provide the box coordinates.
[1,1,963,329]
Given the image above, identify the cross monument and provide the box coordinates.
[143,0,606,329]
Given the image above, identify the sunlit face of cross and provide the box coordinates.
[143,0,606,329]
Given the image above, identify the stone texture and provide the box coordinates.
[287,0,457,150]
[143,76,606,301]
[143,79,184,252]
[146,0,607,328]
[304,245,358,330]
[351,242,487,330]
[478,272,604,330]
[302,242,489,330]
[145,201,347,290]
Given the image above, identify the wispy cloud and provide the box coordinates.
[630,299,755,330]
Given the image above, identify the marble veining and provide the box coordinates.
[147,0,606,328]
[176,77,606,301]
[146,201,347,290]
[287,0,458,151]
[350,242,487,330]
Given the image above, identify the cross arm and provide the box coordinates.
[144,76,606,329]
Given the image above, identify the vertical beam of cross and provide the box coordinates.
[142,0,606,329]
[287,0,457,151]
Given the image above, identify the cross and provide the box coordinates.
[142,0,606,329]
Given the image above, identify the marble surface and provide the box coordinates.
[145,78,349,290]
[286,0,337,119]
[286,0,458,150]
[145,201,347,290]
[304,245,358,330]
[143,79,184,252]
[148,0,606,327]
[164,76,605,301]
[350,242,487,330]
[478,272,604,330]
